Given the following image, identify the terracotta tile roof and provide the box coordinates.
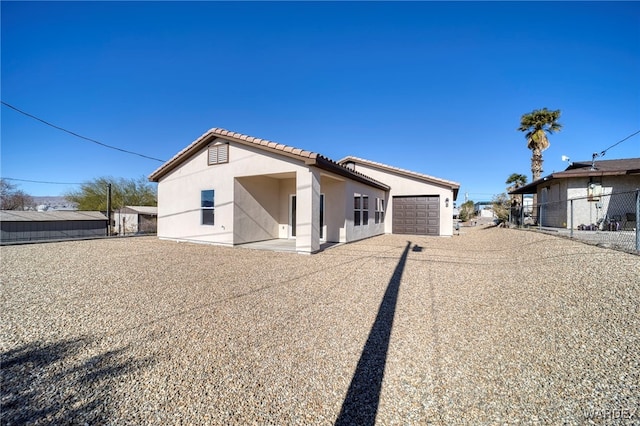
[213,128,318,159]
[339,156,461,189]
[148,128,390,190]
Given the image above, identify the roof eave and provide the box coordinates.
[149,129,320,182]
[149,129,390,190]
[555,170,636,178]
[508,168,640,195]
[315,156,390,191]
[149,130,217,182]
[339,156,460,191]
[509,175,553,195]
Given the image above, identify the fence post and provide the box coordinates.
[636,189,640,251]
[538,203,542,230]
[570,199,574,238]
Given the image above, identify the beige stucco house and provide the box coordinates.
[149,128,460,254]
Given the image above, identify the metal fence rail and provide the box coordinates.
[509,189,639,253]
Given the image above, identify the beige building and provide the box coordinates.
[149,128,460,254]
[113,206,158,235]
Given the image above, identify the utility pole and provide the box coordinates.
[107,183,112,236]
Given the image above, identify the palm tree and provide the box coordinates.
[505,173,528,193]
[505,173,528,225]
[517,108,562,181]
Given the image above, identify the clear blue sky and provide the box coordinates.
[2,1,639,201]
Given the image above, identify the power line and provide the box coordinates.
[1,177,84,185]
[1,101,166,163]
[597,129,640,157]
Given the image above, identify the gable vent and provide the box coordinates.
[208,143,229,165]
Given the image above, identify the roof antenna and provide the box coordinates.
[561,155,572,166]
[591,151,605,170]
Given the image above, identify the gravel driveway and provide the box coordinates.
[1,227,639,425]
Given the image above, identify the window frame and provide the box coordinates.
[375,197,385,224]
[362,195,369,225]
[354,194,369,226]
[354,194,361,226]
[201,190,215,225]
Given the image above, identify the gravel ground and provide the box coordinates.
[1,227,639,425]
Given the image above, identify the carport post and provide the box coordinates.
[570,199,574,238]
[538,203,542,230]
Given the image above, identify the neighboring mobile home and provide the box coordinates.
[149,128,460,254]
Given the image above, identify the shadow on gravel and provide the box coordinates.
[1,337,155,425]
[335,241,411,426]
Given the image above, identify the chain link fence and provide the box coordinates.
[509,189,639,254]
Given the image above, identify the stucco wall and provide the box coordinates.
[538,182,566,227]
[276,179,294,239]
[157,138,309,245]
[348,162,456,236]
[322,177,346,242]
[537,175,640,228]
[234,176,281,244]
[340,180,387,243]
[113,212,139,234]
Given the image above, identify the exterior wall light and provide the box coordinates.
[445,198,450,207]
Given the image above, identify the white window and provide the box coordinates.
[375,198,385,224]
[363,195,369,225]
[208,143,229,165]
[354,194,369,226]
[201,190,214,225]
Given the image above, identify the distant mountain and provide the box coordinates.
[32,196,77,211]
